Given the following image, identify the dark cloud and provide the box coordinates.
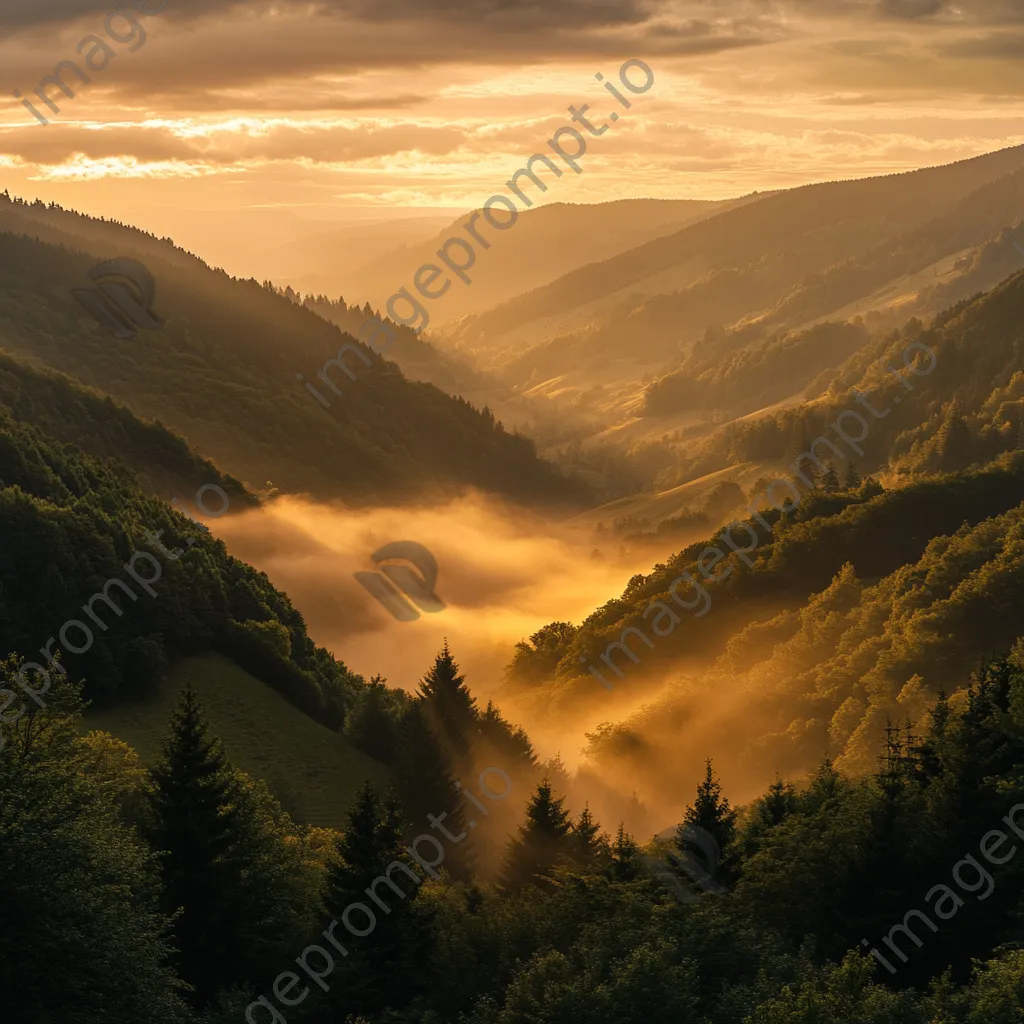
[878,0,944,17]
[338,0,648,30]
[940,31,1024,57]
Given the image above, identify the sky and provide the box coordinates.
[1,0,1023,242]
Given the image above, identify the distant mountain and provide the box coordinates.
[445,146,1024,443]
[247,213,462,297]
[0,191,584,508]
[343,197,750,324]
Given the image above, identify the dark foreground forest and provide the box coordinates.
[6,640,1024,1024]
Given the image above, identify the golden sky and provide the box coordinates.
[2,0,1023,235]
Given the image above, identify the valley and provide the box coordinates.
[3,4,1024,1020]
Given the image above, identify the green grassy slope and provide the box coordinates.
[86,653,389,829]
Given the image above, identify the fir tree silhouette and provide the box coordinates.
[418,640,479,775]
[322,782,431,1018]
[502,777,572,891]
[146,684,252,1004]
[395,700,472,879]
[608,822,643,882]
[673,758,737,888]
[568,803,609,870]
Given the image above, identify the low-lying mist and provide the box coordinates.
[208,490,812,837]
[210,491,658,757]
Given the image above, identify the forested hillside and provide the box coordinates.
[0,193,583,507]
[0,388,362,722]
[10,634,1024,1024]
[438,147,1024,502]
[455,145,1024,364]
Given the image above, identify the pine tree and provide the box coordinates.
[395,700,472,879]
[418,641,479,775]
[147,684,283,1005]
[843,460,862,490]
[821,463,840,493]
[568,804,609,870]
[344,674,404,766]
[674,759,737,888]
[761,775,798,827]
[608,823,643,882]
[0,662,191,1024]
[322,783,431,1018]
[738,775,798,858]
[477,699,537,772]
[502,778,572,890]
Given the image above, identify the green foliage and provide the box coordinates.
[146,684,315,1005]
[85,653,390,830]
[417,640,478,775]
[14,644,1024,1022]
[502,778,573,892]
[0,661,190,1023]
[320,782,433,1019]
[674,758,738,885]
[0,402,364,725]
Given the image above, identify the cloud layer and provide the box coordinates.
[0,0,1022,274]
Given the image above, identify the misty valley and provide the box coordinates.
[3,3,1024,1023]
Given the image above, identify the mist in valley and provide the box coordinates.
[206,490,796,836]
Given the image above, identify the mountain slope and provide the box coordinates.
[345,197,751,324]
[0,388,363,724]
[86,652,388,829]
[502,271,1024,799]
[0,192,583,508]
[457,145,1024,357]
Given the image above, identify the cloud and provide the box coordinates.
[941,31,1024,58]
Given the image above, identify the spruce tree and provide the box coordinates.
[395,700,472,879]
[478,698,537,772]
[568,804,609,870]
[738,775,798,858]
[147,685,308,1005]
[760,775,798,827]
[608,823,643,882]
[322,783,431,1019]
[0,661,190,1023]
[843,460,862,490]
[502,778,572,891]
[821,463,840,493]
[147,684,249,1003]
[674,759,737,888]
[344,674,404,766]
[418,641,479,775]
